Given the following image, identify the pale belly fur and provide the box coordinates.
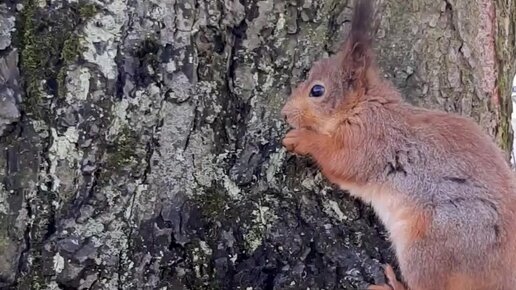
[336,180,414,257]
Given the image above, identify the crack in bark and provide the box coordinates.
[183,104,198,152]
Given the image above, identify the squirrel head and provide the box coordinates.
[281,0,377,135]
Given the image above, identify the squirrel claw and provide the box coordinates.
[367,264,406,290]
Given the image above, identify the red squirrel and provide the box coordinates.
[281,0,516,289]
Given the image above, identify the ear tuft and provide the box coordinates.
[350,0,373,46]
[341,0,375,88]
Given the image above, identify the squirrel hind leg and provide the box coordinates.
[368,264,407,290]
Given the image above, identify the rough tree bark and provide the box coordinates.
[0,0,514,289]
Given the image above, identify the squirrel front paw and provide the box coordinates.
[282,128,317,156]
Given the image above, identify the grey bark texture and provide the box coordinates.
[0,0,514,289]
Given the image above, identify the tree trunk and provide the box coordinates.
[0,0,514,289]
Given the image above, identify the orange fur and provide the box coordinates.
[445,274,482,290]
[281,1,516,289]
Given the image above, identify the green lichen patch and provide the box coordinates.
[192,185,234,227]
[102,126,141,174]
[192,183,277,253]
[57,35,84,97]
[61,35,83,65]
[19,0,44,117]
[18,0,99,119]
[493,0,516,156]
[191,184,242,246]
[79,3,98,19]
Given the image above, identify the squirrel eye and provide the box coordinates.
[310,84,325,98]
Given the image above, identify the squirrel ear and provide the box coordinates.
[343,38,371,84]
[340,0,374,87]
